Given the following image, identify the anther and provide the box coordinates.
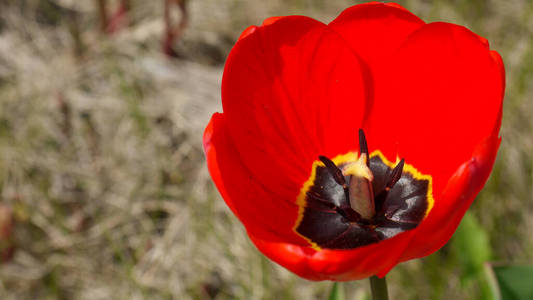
[318,155,347,188]
[385,159,405,191]
[358,129,369,167]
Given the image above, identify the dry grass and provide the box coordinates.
[0,0,531,299]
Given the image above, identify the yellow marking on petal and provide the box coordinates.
[293,151,359,251]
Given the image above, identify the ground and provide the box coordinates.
[0,0,532,299]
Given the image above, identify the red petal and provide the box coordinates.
[250,228,416,281]
[329,2,424,119]
[401,126,501,260]
[204,114,306,244]
[332,5,504,265]
[329,2,425,72]
[365,22,504,196]
[222,16,367,210]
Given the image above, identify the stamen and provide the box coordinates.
[358,129,369,167]
[385,159,405,191]
[319,155,346,188]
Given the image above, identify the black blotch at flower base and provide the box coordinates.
[296,154,431,250]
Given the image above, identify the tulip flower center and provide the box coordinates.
[294,130,434,250]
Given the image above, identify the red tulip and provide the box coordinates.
[203,2,504,281]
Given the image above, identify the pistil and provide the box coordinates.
[318,129,406,222]
[345,153,375,219]
[342,129,375,220]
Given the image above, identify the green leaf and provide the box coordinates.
[492,265,533,300]
[328,282,345,300]
[452,212,492,279]
[452,212,497,299]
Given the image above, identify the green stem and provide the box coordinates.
[369,275,389,300]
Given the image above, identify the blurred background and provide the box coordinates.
[0,0,531,299]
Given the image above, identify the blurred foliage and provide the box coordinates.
[492,265,533,300]
[0,0,532,299]
[328,282,346,300]
[453,212,492,282]
[452,212,495,299]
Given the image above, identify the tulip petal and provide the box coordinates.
[329,2,425,73]
[331,7,504,263]
[365,22,504,196]
[204,113,307,244]
[222,16,367,210]
[329,2,425,120]
[250,227,416,281]
[401,120,501,261]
